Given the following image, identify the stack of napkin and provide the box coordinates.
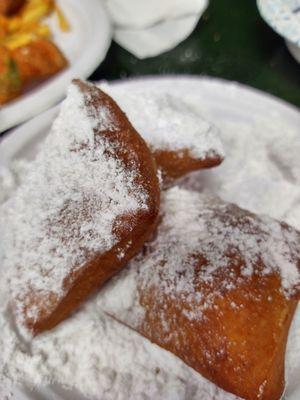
[104,0,208,58]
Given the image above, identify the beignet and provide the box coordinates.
[1,79,160,335]
[102,187,300,400]
[98,85,224,185]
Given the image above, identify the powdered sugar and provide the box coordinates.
[0,82,149,328]
[180,116,300,229]
[99,83,224,161]
[0,79,300,400]
[101,187,300,330]
[0,295,239,400]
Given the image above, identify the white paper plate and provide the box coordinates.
[0,0,112,133]
[1,76,300,400]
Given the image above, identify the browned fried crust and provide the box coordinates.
[154,148,223,184]
[138,274,297,400]
[23,80,160,335]
[122,203,300,400]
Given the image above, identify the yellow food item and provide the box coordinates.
[3,23,50,49]
[0,0,69,105]
[55,4,70,32]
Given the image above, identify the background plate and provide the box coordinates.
[257,0,300,46]
[0,0,112,133]
[286,39,300,63]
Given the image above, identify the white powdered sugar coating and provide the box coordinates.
[0,86,300,400]
[180,116,300,229]
[0,83,148,327]
[99,83,225,160]
[102,187,300,327]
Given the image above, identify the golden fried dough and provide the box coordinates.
[98,85,225,186]
[102,187,300,400]
[3,80,160,335]
[154,148,223,182]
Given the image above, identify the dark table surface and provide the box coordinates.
[91,0,300,109]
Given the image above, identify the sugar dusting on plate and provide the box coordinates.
[0,83,300,400]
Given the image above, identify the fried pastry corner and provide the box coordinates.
[102,187,300,400]
[3,80,160,335]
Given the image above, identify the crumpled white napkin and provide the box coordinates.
[104,0,208,59]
